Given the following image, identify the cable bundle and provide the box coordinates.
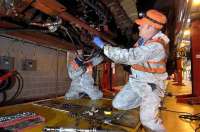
[0,70,23,105]
[179,113,200,132]
[160,107,200,132]
[179,113,200,121]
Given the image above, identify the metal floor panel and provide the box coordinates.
[0,97,141,132]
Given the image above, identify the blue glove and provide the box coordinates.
[92,36,105,49]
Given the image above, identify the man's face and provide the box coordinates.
[138,24,158,40]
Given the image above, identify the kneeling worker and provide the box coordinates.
[65,52,103,100]
[92,9,169,132]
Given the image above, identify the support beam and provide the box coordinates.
[7,32,75,50]
[0,21,76,50]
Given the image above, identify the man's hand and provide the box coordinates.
[92,36,105,49]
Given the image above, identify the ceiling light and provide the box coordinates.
[183,29,190,36]
[192,0,200,6]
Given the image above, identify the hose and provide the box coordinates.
[5,71,23,104]
[60,25,102,62]
[59,25,80,56]
[30,17,62,27]
[0,69,16,92]
[7,71,23,102]
[0,70,23,105]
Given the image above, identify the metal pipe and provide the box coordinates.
[59,25,80,55]
[30,17,62,27]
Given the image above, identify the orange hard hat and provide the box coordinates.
[135,9,167,30]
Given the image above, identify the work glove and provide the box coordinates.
[92,36,105,49]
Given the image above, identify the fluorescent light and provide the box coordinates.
[183,29,190,36]
[193,0,200,6]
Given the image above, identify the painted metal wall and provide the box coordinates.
[0,36,70,103]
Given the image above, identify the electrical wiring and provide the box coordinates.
[179,113,200,132]
[179,113,200,121]
[59,25,80,56]
[7,71,23,102]
[0,70,16,92]
[160,107,200,131]
[60,25,102,63]
[0,71,23,106]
